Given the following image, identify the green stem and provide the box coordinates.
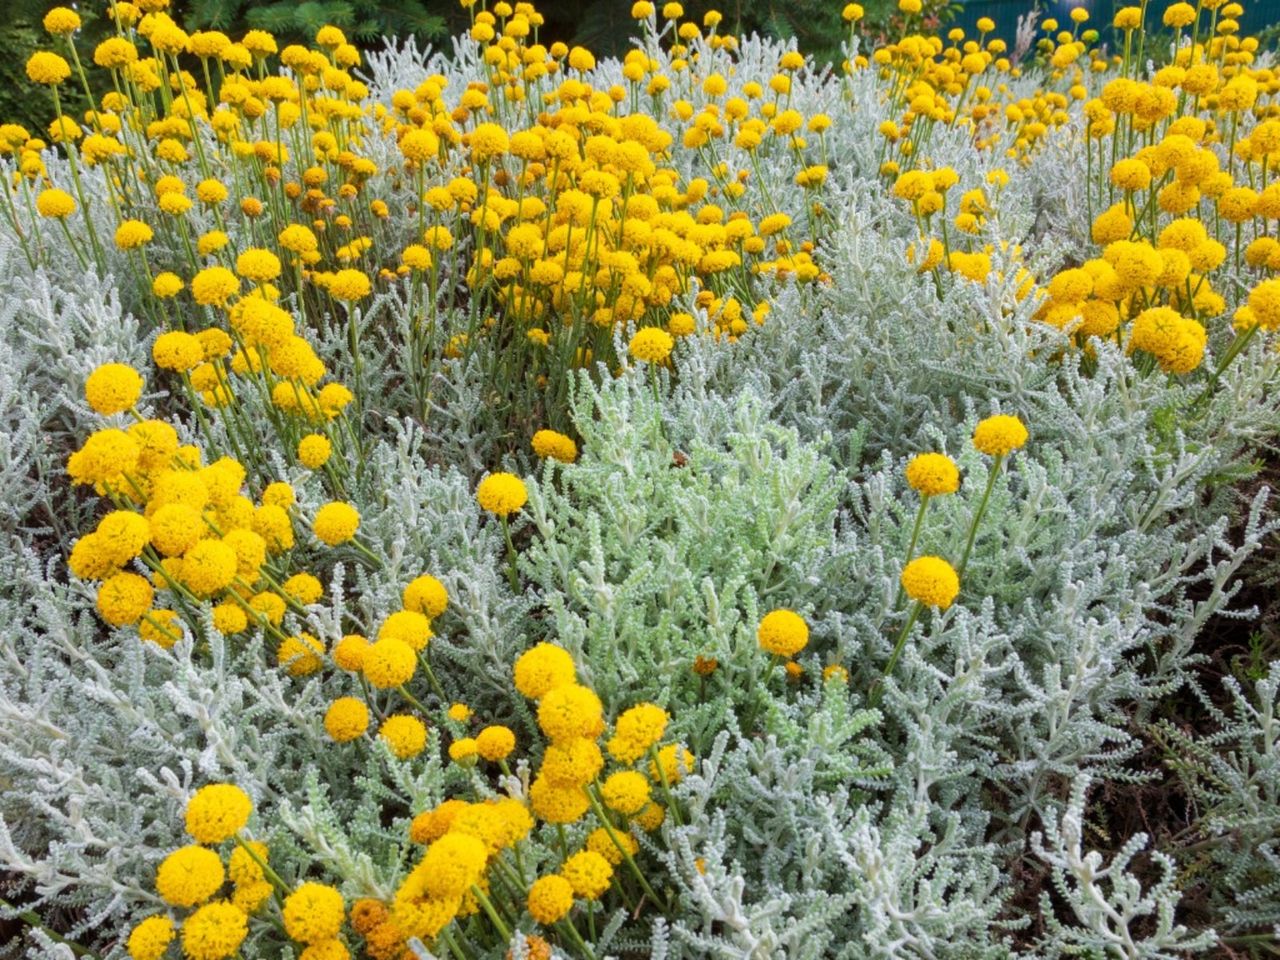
[557,915,598,960]
[647,743,683,828]
[586,787,670,916]
[502,516,520,594]
[397,684,431,716]
[469,883,511,941]
[234,835,289,895]
[870,600,923,708]
[956,454,1003,581]
[0,897,94,957]
[1191,323,1260,409]
[418,649,448,703]
[892,495,930,609]
[438,926,469,960]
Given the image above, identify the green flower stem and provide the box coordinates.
[417,650,448,703]
[586,786,669,915]
[0,897,94,957]
[893,495,931,610]
[650,365,664,440]
[347,536,384,570]
[470,883,511,941]
[501,516,520,594]
[397,684,431,717]
[438,926,470,960]
[647,743,683,828]
[956,454,1003,581]
[871,600,923,709]
[49,86,105,270]
[1192,322,1260,409]
[557,915,598,960]
[234,835,289,895]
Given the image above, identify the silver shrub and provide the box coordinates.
[0,22,1279,960]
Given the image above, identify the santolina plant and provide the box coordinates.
[0,0,1278,958]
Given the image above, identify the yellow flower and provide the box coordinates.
[153,331,204,372]
[43,7,82,34]
[326,269,371,301]
[607,702,669,763]
[363,637,416,689]
[399,128,439,163]
[531,429,578,463]
[757,608,809,657]
[1109,158,1151,192]
[324,697,370,742]
[152,273,184,298]
[448,737,478,763]
[561,850,613,900]
[1163,2,1197,27]
[905,453,960,496]
[332,634,369,672]
[283,882,345,945]
[972,414,1029,457]
[297,434,332,469]
[181,540,237,597]
[156,845,225,907]
[85,363,143,415]
[649,743,695,783]
[236,248,282,283]
[541,738,603,787]
[1129,306,1207,374]
[538,683,603,742]
[277,632,325,676]
[475,725,516,761]
[476,472,527,516]
[96,571,153,626]
[126,916,174,960]
[900,556,960,609]
[26,51,71,85]
[628,327,674,364]
[469,122,510,162]
[35,188,75,218]
[95,37,139,68]
[601,770,651,815]
[313,502,360,545]
[527,875,574,924]
[191,267,240,307]
[403,574,448,617]
[377,610,432,650]
[379,714,427,758]
[115,220,154,250]
[185,784,252,844]
[181,901,247,960]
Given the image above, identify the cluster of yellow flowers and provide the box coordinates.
[124,642,701,960]
[128,784,261,960]
[872,0,1280,378]
[64,351,390,673]
[21,0,1280,956]
[9,0,848,446]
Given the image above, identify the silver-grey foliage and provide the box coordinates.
[0,22,1278,960]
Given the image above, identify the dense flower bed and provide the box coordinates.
[1,1,1279,958]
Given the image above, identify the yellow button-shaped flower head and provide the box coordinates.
[184,784,252,844]
[476,472,528,517]
[757,608,809,657]
[905,453,960,496]
[972,414,1028,457]
[900,556,960,609]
